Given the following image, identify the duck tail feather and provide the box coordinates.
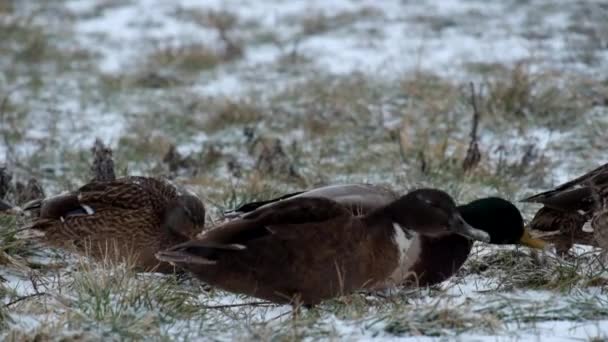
[22,199,42,211]
[155,250,217,265]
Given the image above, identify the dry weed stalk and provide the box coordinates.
[462,82,481,173]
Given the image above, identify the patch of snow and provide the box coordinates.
[65,0,608,91]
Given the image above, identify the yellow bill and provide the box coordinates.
[519,228,547,249]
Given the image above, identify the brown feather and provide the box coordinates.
[25,176,205,273]
[522,162,608,204]
[158,189,478,305]
[524,162,608,253]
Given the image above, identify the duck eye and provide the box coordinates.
[416,194,435,206]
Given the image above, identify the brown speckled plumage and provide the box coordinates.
[522,162,608,253]
[526,207,595,254]
[24,176,205,273]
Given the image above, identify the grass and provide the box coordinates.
[136,9,244,80]
[1,0,608,340]
[297,7,384,37]
[65,262,202,338]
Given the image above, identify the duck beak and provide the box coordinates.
[451,214,491,243]
[519,228,547,249]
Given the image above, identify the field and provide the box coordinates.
[1,0,608,340]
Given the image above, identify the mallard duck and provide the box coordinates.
[156,188,491,305]
[22,176,205,273]
[522,162,608,254]
[226,183,546,287]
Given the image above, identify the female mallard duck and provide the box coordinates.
[226,183,546,287]
[22,176,206,273]
[156,188,491,305]
[522,162,608,254]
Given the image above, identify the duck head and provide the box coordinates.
[458,197,546,248]
[163,193,206,239]
[383,188,491,242]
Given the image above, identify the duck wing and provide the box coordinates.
[226,184,397,217]
[522,187,593,212]
[224,191,305,217]
[76,178,153,211]
[157,196,352,264]
[22,178,155,231]
[522,162,608,209]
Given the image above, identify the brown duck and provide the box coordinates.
[157,188,492,305]
[225,183,546,288]
[21,176,206,273]
[522,162,608,254]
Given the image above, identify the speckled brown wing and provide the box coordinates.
[527,207,595,254]
[26,177,187,273]
[527,207,588,232]
[45,207,163,266]
[77,176,171,211]
[76,176,189,225]
[522,163,608,254]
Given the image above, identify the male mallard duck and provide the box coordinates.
[156,188,491,305]
[226,183,546,287]
[522,162,608,254]
[23,176,205,273]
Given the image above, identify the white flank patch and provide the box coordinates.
[374,223,421,288]
[582,221,594,233]
[392,223,413,264]
[81,204,95,215]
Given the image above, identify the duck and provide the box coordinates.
[225,183,546,287]
[522,162,608,254]
[156,188,491,305]
[21,176,206,273]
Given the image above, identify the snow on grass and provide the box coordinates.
[66,0,608,88]
[3,0,605,162]
[3,244,608,340]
